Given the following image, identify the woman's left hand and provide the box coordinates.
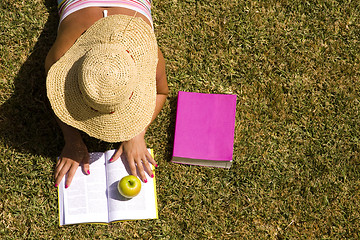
[110,131,157,182]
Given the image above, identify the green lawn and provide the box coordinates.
[1,0,360,239]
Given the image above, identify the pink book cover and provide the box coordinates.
[172,91,237,168]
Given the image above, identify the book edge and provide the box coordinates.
[171,156,232,169]
[172,91,184,157]
[58,185,62,226]
[151,149,159,219]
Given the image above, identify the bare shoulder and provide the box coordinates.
[45,7,154,74]
[45,10,100,73]
[44,28,81,74]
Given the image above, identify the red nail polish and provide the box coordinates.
[109,158,113,162]
[144,179,148,183]
[55,184,58,188]
[151,174,154,178]
[87,170,90,175]
[65,185,69,189]
[155,164,158,167]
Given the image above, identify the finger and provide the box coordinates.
[135,156,147,183]
[55,161,71,187]
[110,144,123,163]
[127,155,138,177]
[54,158,66,180]
[56,156,61,168]
[145,151,157,168]
[65,163,78,188]
[82,153,90,175]
[142,156,154,178]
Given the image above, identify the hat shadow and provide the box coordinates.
[0,1,63,157]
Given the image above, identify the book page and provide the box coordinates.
[104,149,158,222]
[59,152,109,225]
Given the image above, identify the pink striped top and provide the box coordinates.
[57,0,153,28]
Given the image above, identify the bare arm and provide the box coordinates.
[54,117,90,188]
[110,48,169,182]
[152,48,169,121]
[46,28,92,188]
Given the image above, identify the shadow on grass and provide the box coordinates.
[164,95,177,162]
[0,1,62,157]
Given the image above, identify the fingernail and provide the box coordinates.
[150,174,154,178]
[109,158,113,162]
[65,185,69,189]
[55,184,58,188]
[87,170,90,175]
[144,179,148,183]
[155,164,158,167]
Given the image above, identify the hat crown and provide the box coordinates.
[78,44,136,113]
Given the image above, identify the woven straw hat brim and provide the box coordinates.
[47,15,158,142]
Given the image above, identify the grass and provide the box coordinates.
[1,0,360,238]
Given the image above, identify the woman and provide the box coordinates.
[45,0,169,188]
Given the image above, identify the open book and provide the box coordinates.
[58,149,158,226]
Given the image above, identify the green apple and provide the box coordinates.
[117,175,142,198]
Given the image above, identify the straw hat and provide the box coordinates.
[47,14,158,142]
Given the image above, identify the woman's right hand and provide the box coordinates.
[55,141,90,188]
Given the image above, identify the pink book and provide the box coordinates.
[172,91,237,168]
